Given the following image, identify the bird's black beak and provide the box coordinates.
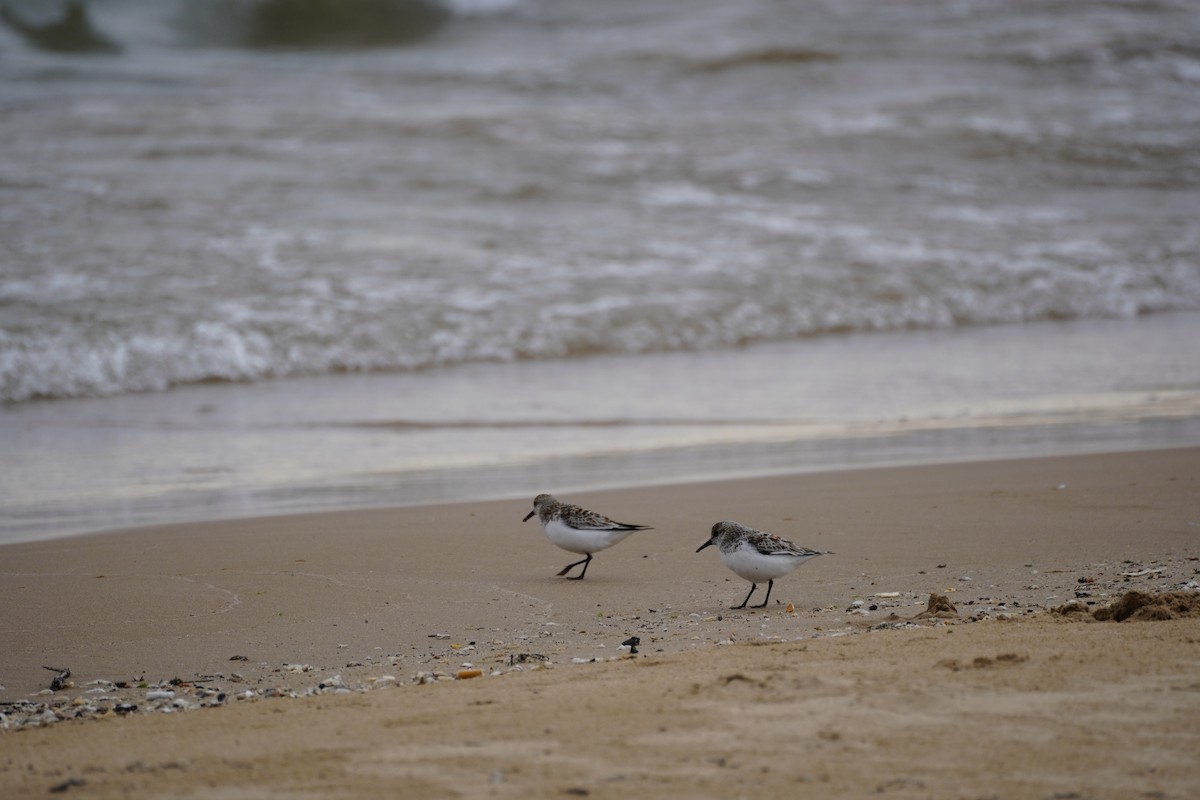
[696,540,713,553]
[522,509,535,522]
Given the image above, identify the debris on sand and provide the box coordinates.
[1053,590,1200,622]
[43,666,72,692]
[48,776,87,793]
[938,652,1028,672]
[1092,590,1200,622]
[1051,600,1092,618]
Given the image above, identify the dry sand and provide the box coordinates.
[2,447,1199,798]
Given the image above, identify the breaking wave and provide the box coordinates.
[4,242,1199,403]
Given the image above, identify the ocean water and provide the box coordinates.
[2,0,1199,542]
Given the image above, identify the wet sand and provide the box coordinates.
[2,447,1199,798]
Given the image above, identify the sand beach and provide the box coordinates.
[2,447,1198,798]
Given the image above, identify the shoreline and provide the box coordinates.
[6,311,1200,547]
[6,417,1200,549]
[2,446,1199,796]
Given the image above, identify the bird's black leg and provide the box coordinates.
[557,553,592,580]
[751,579,774,609]
[569,554,593,580]
[733,582,758,609]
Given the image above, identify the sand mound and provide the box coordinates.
[912,593,958,619]
[1054,591,1200,622]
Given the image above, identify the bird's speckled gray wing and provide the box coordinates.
[745,530,824,558]
[558,503,651,531]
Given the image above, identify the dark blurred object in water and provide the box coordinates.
[0,0,121,54]
[249,0,447,47]
[178,0,448,49]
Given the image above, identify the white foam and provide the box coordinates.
[1171,57,1200,83]
[640,183,726,208]
[441,0,523,16]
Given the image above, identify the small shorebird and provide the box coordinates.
[697,520,828,609]
[522,493,651,580]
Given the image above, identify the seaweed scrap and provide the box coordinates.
[43,665,72,692]
[1053,590,1200,622]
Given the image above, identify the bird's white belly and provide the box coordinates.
[542,519,635,555]
[721,546,808,582]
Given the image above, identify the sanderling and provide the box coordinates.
[696,520,828,609]
[522,493,651,580]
